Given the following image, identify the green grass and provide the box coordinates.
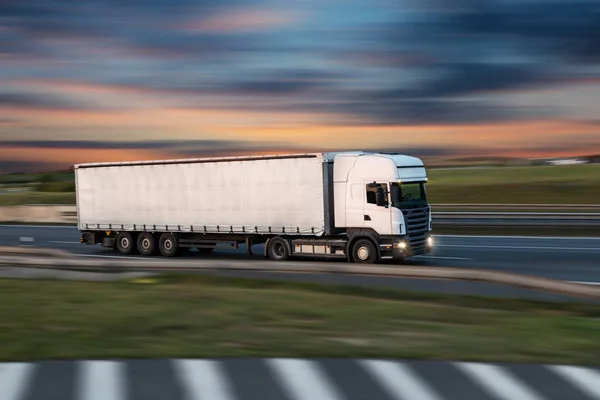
[0,191,75,206]
[1,164,599,205]
[427,164,600,204]
[1,274,599,363]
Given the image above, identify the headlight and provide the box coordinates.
[394,241,407,249]
[427,237,433,247]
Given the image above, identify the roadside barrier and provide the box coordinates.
[1,246,599,300]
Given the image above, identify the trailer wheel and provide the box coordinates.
[158,233,179,257]
[351,238,377,264]
[267,237,290,261]
[137,232,156,256]
[116,232,135,255]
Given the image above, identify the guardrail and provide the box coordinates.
[1,205,599,227]
[0,246,599,300]
[432,204,600,212]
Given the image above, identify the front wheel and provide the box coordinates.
[351,239,378,264]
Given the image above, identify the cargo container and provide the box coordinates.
[76,151,433,263]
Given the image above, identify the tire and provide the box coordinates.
[158,233,179,257]
[267,237,290,261]
[116,232,135,255]
[351,238,378,264]
[137,232,156,256]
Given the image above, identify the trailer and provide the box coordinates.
[76,151,433,263]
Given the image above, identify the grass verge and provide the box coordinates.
[1,274,599,364]
[0,191,75,206]
[427,164,600,204]
[3,164,600,205]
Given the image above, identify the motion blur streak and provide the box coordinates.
[1,0,600,172]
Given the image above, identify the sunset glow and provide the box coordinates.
[1,0,599,172]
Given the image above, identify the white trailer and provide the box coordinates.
[76,151,433,263]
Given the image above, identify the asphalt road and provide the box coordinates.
[4,358,600,400]
[2,224,600,301]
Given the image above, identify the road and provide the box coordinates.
[3,358,600,400]
[1,224,600,301]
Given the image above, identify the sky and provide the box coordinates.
[1,0,600,172]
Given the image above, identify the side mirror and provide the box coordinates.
[376,188,387,207]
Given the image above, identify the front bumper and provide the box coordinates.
[379,234,433,260]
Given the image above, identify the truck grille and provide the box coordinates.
[402,206,430,251]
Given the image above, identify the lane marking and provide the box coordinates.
[454,362,545,400]
[436,244,600,251]
[414,255,473,260]
[174,360,235,400]
[48,241,80,244]
[267,359,344,400]
[547,366,600,399]
[359,359,443,400]
[569,281,600,286]
[0,362,34,400]
[78,361,124,400]
[435,234,600,240]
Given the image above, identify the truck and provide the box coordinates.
[76,151,433,263]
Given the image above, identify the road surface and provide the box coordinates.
[3,358,600,400]
[1,224,600,301]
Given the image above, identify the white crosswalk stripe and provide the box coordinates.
[0,363,34,400]
[0,358,599,400]
[454,362,545,400]
[174,359,236,400]
[547,365,600,399]
[267,359,346,400]
[77,361,125,400]
[359,360,444,400]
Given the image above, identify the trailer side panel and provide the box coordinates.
[76,155,326,236]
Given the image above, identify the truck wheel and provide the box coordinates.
[267,237,290,261]
[158,233,179,257]
[351,239,377,264]
[137,232,156,256]
[116,232,135,255]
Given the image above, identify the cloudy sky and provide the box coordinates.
[1,0,600,172]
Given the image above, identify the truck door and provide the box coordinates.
[364,182,392,235]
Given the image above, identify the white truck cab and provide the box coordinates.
[327,151,432,261]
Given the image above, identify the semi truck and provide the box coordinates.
[76,151,433,263]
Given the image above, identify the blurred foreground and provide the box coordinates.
[0,274,599,364]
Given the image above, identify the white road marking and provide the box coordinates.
[0,362,34,400]
[548,365,600,399]
[454,362,545,400]
[435,234,600,240]
[78,361,124,400]
[569,281,600,286]
[174,360,235,400]
[359,360,443,400]
[48,241,80,244]
[436,244,600,251]
[414,255,473,260]
[267,359,344,400]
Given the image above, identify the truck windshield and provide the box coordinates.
[390,182,427,208]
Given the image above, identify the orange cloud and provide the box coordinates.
[178,9,301,33]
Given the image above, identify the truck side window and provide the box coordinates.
[366,183,388,206]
